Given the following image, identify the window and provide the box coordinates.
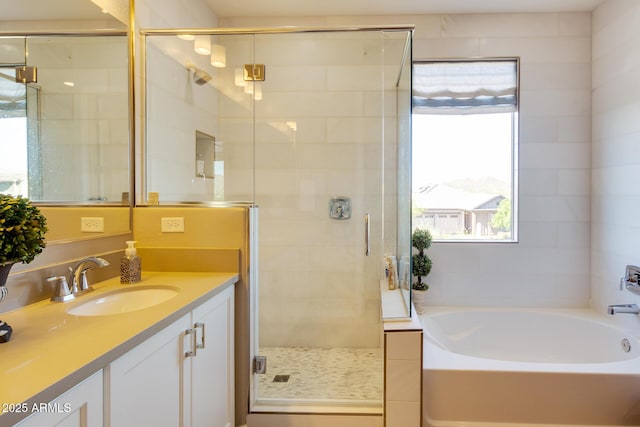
[412,59,518,242]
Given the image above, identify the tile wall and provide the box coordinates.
[591,0,640,324]
[143,38,221,201]
[223,32,403,349]
[30,36,129,201]
[221,12,593,308]
[385,327,423,427]
[412,12,593,308]
[135,0,220,203]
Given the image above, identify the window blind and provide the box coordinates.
[0,71,26,118]
[412,60,518,115]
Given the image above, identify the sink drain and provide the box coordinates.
[622,338,631,353]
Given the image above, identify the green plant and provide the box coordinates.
[491,198,511,232]
[412,228,432,291]
[0,194,48,265]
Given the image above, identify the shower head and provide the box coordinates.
[186,64,212,86]
[193,69,211,85]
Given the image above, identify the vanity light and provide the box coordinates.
[194,36,211,55]
[210,44,226,68]
[244,83,253,95]
[177,34,195,41]
[63,81,75,87]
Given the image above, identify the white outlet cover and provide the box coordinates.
[80,217,104,233]
[161,217,185,233]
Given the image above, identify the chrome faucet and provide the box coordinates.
[48,276,75,302]
[607,304,640,315]
[69,257,110,295]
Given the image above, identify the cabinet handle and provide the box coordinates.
[194,322,205,351]
[184,328,196,358]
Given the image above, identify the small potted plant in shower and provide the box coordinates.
[412,228,432,315]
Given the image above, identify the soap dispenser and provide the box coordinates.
[120,240,141,284]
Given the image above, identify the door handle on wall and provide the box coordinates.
[365,213,370,256]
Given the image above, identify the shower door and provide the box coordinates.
[250,30,389,411]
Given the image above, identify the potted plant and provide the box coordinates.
[0,194,48,291]
[412,228,432,314]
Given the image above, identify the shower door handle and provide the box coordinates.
[364,213,370,256]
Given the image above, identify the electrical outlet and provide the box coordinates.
[80,217,104,233]
[161,217,185,233]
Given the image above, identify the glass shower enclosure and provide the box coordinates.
[142,26,413,414]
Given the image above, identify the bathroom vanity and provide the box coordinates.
[0,272,238,427]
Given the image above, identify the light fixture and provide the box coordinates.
[244,83,253,95]
[254,83,262,101]
[194,36,211,55]
[177,34,195,41]
[210,44,226,68]
[63,81,75,87]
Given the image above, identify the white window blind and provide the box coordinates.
[412,60,518,115]
[0,70,26,118]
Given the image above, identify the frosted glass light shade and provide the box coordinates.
[210,44,226,68]
[194,36,211,55]
[177,34,195,41]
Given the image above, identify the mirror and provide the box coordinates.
[0,0,132,242]
[0,35,129,203]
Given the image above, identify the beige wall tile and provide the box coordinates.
[386,331,422,360]
[386,359,421,402]
[386,401,421,427]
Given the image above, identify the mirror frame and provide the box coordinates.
[0,30,132,207]
[0,16,135,242]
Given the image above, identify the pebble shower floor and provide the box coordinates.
[258,346,383,403]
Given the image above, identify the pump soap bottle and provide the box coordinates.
[121,240,141,284]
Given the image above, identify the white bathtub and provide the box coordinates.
[420,308,640,426]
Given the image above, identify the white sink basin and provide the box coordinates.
[67,286,179,316]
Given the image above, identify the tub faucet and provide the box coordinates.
[69,256,110,294]
[607,304,640,315]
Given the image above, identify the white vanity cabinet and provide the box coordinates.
[190,285,235,427]
[108,313,190,426]
[15,370,103,427]
[107,285,234,427]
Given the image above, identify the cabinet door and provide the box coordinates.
[15,370,103,427]
[108,314,191,427]
[190,286,234,427]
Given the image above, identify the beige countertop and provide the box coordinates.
[0,271,238,426]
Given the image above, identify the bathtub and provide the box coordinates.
[420,308,640,426]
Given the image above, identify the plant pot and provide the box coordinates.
[0,262,15,343]
[412,288,428,315]
[0,262,16,291]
